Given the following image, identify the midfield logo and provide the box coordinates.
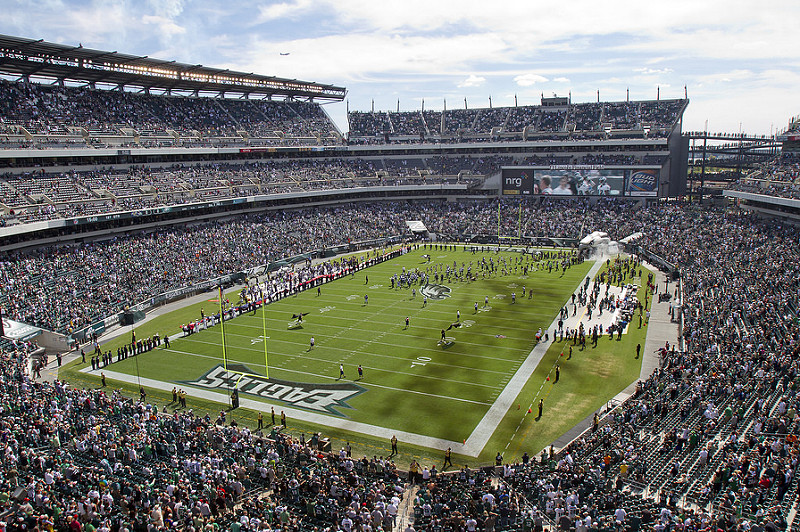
[420,284,451,300]
[183,365,366,417]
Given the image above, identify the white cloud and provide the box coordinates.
[458,74,486,88]
[634,67,674,75]
[234,32,512,81]
[147,0,185,19]
[256,0,313,22]
[0,0,799,134]
[141,15,186,37]
[694,69,753,85]
[514,73,548,86]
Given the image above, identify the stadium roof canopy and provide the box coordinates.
[0,34,346,101]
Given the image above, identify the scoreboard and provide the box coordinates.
[501,166,660,197]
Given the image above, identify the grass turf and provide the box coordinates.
[61,247,650,465]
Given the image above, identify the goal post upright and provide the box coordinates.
[219,285,229,372]
[268,286,269,379]
[497,201,501,244]
[497,200,524,246]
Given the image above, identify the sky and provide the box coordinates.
[1,0,798,135]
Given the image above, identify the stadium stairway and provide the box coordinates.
[396,484,419,531]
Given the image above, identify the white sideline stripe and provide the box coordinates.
[461,260,604,455]
[79,368,466,454]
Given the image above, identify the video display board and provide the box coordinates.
[501,167,660,197]
[533,169,625,196]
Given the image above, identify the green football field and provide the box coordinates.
[68,246,649,462]
[98,248,589,435]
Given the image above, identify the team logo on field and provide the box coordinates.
[183,365,366,417]
[420,284,451,300]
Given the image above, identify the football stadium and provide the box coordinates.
[0,24,799,532]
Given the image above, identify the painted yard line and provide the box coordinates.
[228,316,535,340]
[182,329,527,365]
[80,367,472,455]
[461,259,604,456]
[100,347,493,406]
[261,302,559,325]
[221,321,526,354]
[148,342,501,396]
[317,282,568,299]
[242,309,543,331]
[173,334,513,376]
[176,335,514,390]
[240,310,518,327]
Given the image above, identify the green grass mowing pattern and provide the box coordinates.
[92,248,592,442]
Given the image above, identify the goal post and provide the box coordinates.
[219,284,270,379]
[497,201,524,242]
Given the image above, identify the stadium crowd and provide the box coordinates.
[0,148,674,226]
[729,153,800,200]
[0,157,478,225]
[0,349,408,532]
[347,101,686,141]
[404,204,800,532]
[0,80,338,148]
[1,193,800,530]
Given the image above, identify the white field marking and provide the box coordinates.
[261,297,531,321]
[230,316,529,338]
[133,257,598,456]
[121,346,493,406]
[234,311,530,336]
[193,329,524,364]
[78,367,468,453]
[236,310,532,330]
[250,335,268,345]
[226,320,527,353]
[177,334,511,378]
[252,309,532,328]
